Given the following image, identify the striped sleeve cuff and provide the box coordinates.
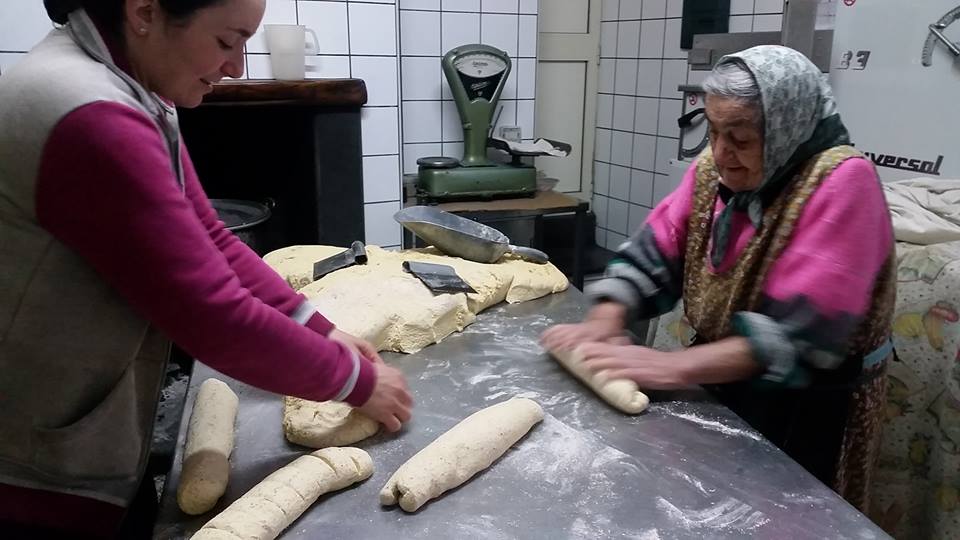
[585,276,641,312]
[731,311,811,388]
[297,299,335,336]
[341,355,376,407]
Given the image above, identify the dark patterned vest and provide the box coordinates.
[682,145,897,371]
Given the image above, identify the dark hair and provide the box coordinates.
[43,0,225,27]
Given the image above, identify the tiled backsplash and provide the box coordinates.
[0,0,540,249]
[593,0,784,251]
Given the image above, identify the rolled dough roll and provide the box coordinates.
[191,447,373,540]
[178,378,240,515]
[380,397,543,512]
[282,397,379,449]
[550,348,649,414]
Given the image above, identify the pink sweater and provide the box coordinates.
[35,101,375,407]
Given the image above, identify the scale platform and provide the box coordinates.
[417,162,536,201]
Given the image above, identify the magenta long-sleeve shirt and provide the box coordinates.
[35,101,375,407]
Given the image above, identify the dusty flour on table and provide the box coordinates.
[655,496,770,533]
[670,468,714,497]
[506,415,637,497]
[658,409,763,442]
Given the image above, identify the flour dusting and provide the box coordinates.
[660,410,763,441]
[782,492,826,506]
[506,414,635,496]
[670,469,714,496]
[656,496,770,532]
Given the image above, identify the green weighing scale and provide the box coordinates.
[417,44,557,201]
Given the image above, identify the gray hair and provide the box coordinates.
[702,61,762,126]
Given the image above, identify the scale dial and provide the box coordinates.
[454,53,507,78]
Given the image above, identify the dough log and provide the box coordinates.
[550,348,649,414]
[191,447,373,540]
[282,396,379,449]
[380,397,543,512]
[178,378,240,515]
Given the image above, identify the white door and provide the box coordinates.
[535,0,602,197]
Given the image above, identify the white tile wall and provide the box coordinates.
[362,106,402,155]
[482,14,520,57]
[753,14,783,32]
[441,12,480,52]
[299,1,350,55]
[641,0,667,20]
[619,0,643,20]
[402,0,441,9]
[609,165,631,201]
[730,0,755,15]
[402,10,442,55]
[638,20,665,58]
[364,200,404,247]
[352,56,399,105]
[754,0,785,14]
[444,0,482,11]
[633,96,658,136]
[363,155,403,202]
[602,0,621,21]
[612,95,636,132]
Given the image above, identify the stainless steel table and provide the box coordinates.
[154,290,889,539]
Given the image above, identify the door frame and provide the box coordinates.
[536,0,602,199]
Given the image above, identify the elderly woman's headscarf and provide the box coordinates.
[709,45,851,268]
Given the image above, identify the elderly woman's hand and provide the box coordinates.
[578,342,694,390]
[540,302,627,352]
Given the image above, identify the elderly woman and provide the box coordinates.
[542,45,895,510]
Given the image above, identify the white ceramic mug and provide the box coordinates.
[264,24,320,80]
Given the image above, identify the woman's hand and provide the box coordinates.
[540,302,627,352]
[578,337,761,389]
[578,342,693,390]
[329,328,383,364]
[357,362,413,432]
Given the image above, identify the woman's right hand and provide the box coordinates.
[540,302,627,352]
[357,363,413,432]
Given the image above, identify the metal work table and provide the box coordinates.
[155,290,888,539]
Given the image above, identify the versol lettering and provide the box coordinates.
[863,151,944,175]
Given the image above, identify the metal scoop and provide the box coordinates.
[394,206,549,264]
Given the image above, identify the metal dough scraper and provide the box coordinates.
[402,261,476,294]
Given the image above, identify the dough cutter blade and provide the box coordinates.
[402,261,477,294]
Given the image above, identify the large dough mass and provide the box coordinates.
[380,397,544,512]
[264,245,569,353]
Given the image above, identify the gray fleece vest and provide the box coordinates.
[0,15,176,507]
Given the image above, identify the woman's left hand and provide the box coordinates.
[578,342,692,390]
[329,329,384,364]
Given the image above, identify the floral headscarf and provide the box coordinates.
[709,45,851,268]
